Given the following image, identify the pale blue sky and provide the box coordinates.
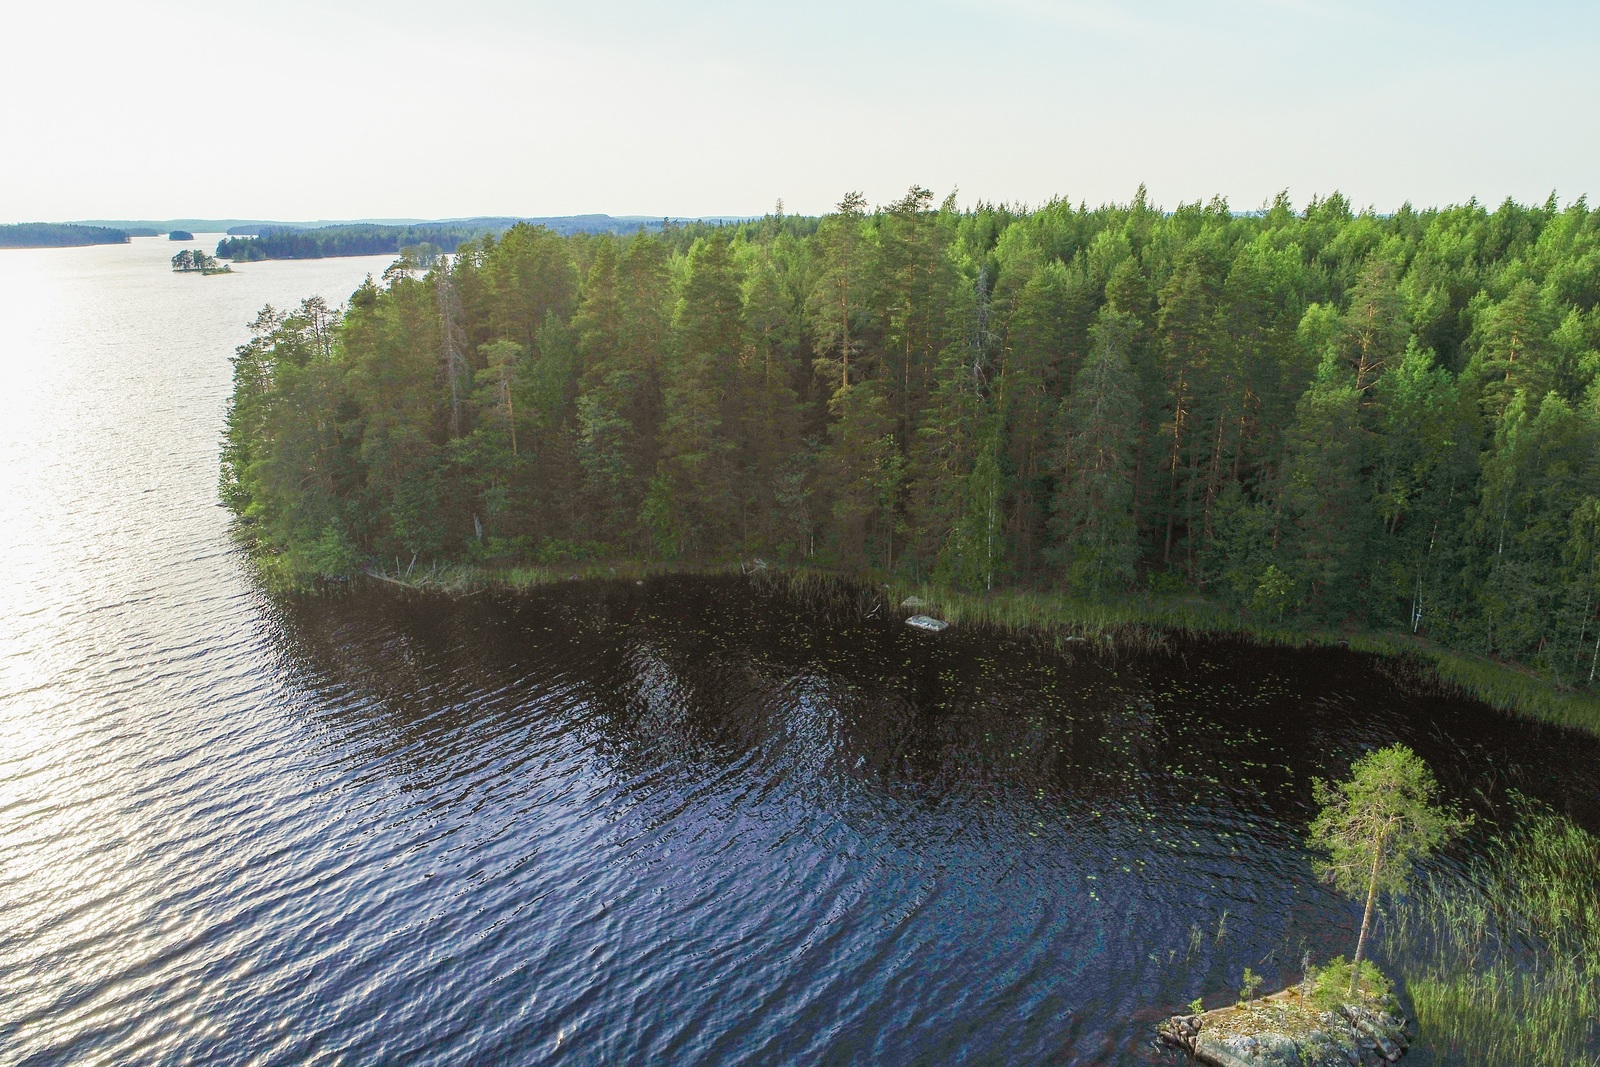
[2,0,1594,220]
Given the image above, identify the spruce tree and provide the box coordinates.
[1051,310,1141,594]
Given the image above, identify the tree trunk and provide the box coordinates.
[1351,832,1385,996]
[437,272,466,439]
[1164,382,1187,565]
[1203,410,1225,544]
[503,372,518,457]
[839,278,851,390]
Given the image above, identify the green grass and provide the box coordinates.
[1411,647,1600,734]
[872,576,1600,734]
[356,557,752,595]
[1384,801,1600,1067]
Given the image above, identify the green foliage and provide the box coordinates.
[1306,956,1392,1011]
[1052,310,1140,594]
[1309,744,1470,987]
[216,188,1600,706]
[1281,355,1369,616]
[535,538,609,564]
[1237,966,1264,1006]
[298,523,359,578]
[171,248,228,273]
[642,472,686,560]
[1250,564,1295,620]
[1309,744,1467,900]
[214,217,655,262]
[1385,800,1600,1067]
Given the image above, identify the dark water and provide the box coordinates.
[2,241,1599,1066]
[247,577,1600,1066]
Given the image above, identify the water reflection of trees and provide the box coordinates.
[269,576,1600,837]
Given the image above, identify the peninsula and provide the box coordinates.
[221,189,1600,734]
[0,222,131,248]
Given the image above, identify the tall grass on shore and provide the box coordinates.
[354,558,751,595]
[1384,800,1600,1067]
[874,576,1600,733]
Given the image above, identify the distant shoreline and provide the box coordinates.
[0,222,134,249]
[214,215,753,261]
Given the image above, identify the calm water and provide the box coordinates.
[1,238,1597,1066]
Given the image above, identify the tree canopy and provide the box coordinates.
[1308,744,1468,991]
[172,248,228,274]
[221,189,1600,694]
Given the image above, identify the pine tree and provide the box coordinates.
[1342,257,1409,398]
[809,192,874,395]
[1471,280,1557,422]
[738,239,805,553]
[1308,745,1468,996]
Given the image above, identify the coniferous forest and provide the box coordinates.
[216,224,486,262]
[0,222,132,248]
[224,188,1600,689]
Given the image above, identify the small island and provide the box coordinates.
[168,230,195,241]
[1157,745,1464,1066]
[1159,969,1410,1067]
[171,248,232,275]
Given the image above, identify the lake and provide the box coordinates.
[1,237,1595,1065]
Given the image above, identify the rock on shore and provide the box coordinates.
[1157,980,1410,1067]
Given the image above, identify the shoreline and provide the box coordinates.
[290,555,1600,738]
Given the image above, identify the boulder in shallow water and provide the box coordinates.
[905,614,949,632]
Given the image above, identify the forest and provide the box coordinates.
[217,223,494,261]
[222,188,1600,689]
[216,216,719,261]
[0,223,131,248]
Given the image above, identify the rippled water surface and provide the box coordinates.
[2,239,1598,1066]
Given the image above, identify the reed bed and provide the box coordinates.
[289,554,1600,733]
[1384,802,1600,1066]
[877,578,1600,731]
[356,558,750,595]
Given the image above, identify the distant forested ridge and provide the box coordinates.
[217,224,487,261]
[0,223,131,248]
[216,215,745,261]
[224,188,1600,687]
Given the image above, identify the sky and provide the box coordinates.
[2,0,1595,221]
